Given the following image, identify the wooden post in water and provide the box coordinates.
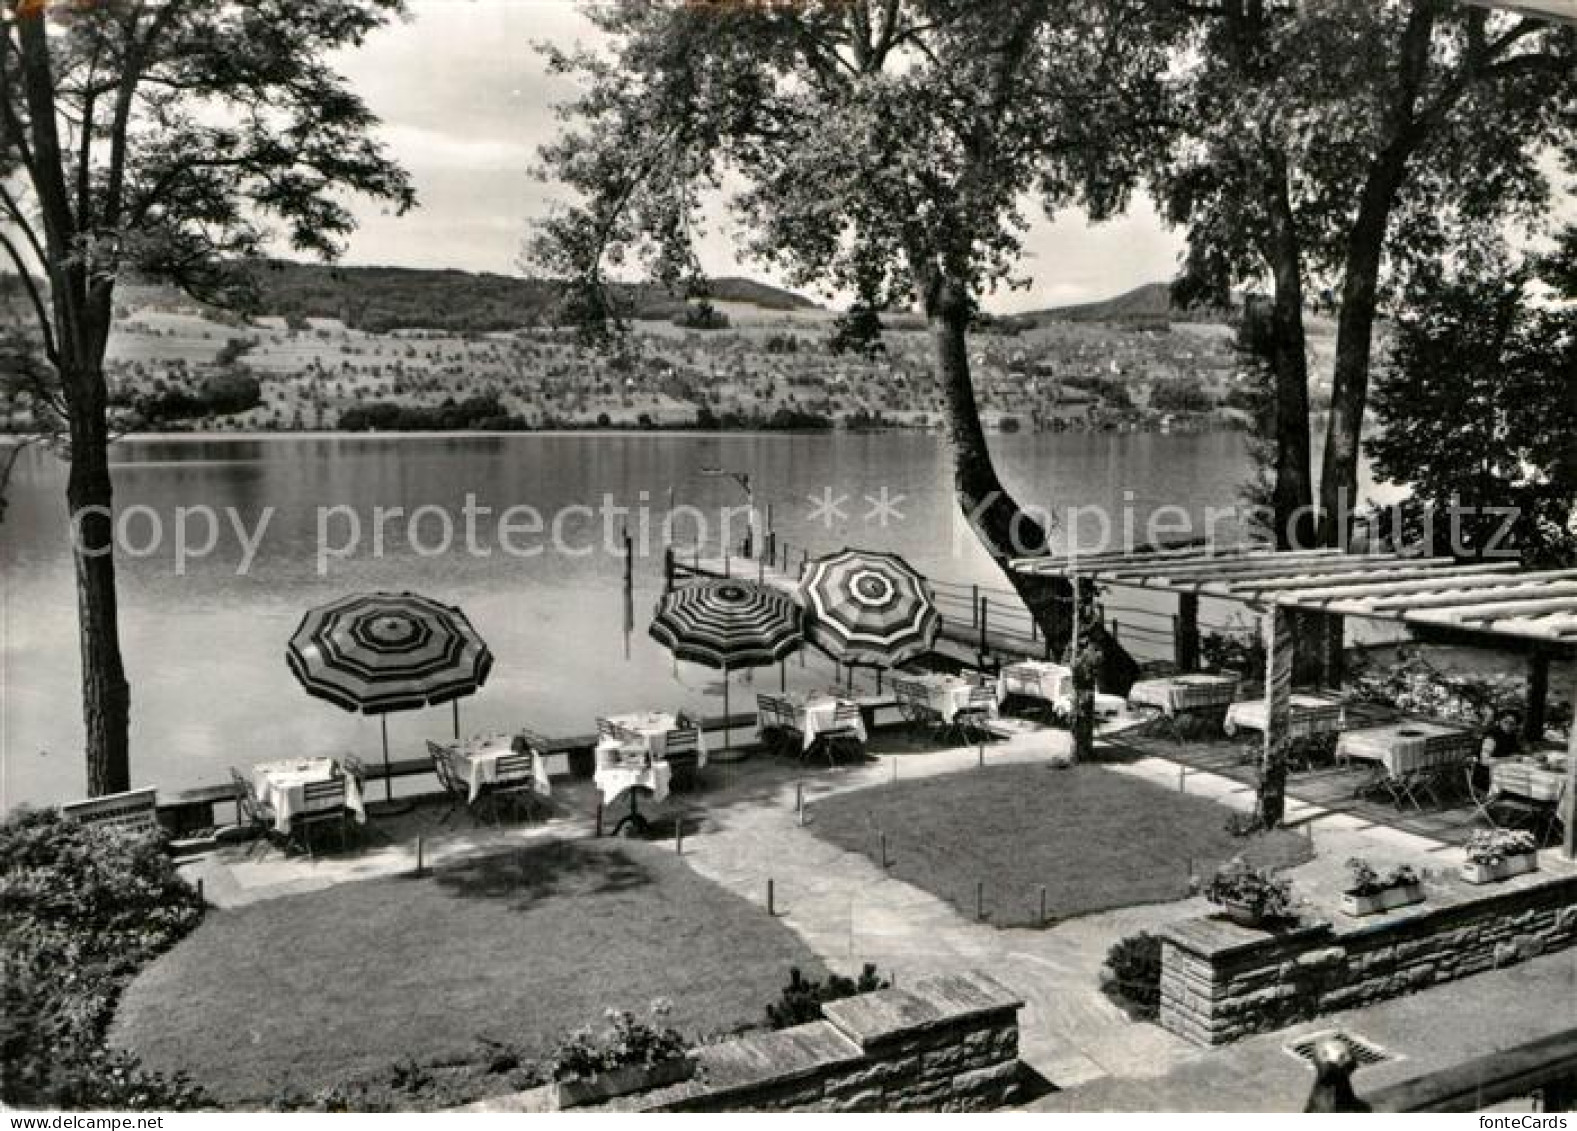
[976,880,985,921]
[663,546,675,593]
[767,878,776,916]
[1039,885,1047,926]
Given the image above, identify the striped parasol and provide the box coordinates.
[286,591,493,802]
[649,579,802,746]
[649,579,802,670]
[800,548,940,669]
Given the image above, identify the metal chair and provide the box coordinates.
[941,684,998,745]
[427,740,470,825]
[809,701,866,767]
[756,694,802,756]
[478,744,545,825]
[893,678,943,739]
[663,723,702,791]
[287,776,350,857]
[230,768,279,856]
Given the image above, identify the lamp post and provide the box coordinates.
[700,466,755,559]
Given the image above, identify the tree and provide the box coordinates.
[1154,0,1575,548]
[2,0,413,795]
[528,0,1181,656]
[1366,249,1576,568]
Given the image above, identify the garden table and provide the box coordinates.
[594,747,672,836]
[252,757,365,835]
[446,734,552,804]
[996,660,1072,707]
[1334,720,1475,776]
[773,692,866,752]
[1127,672,1239,717]
[593,710,709,767]
[1491,755,1573,829]
[1223,694,1347,740]
[905,672,991,724]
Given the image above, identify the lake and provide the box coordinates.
[2,430,1255,807]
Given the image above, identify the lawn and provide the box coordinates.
[807,763,1313,928]
[109,839,826,1108]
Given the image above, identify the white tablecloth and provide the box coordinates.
[594,754,672,806]
[1127,673,1238,716]
[908,673,993,724]
[252,757,365,835]
[448,735,552,804]
[1334,721,1475,775]
[1223,695,1346,739]
[779,693,867,751]
[594,711,709,767]
[1491,757,1573,826]
[996,661,1072,706]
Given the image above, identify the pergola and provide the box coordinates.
[1010,545,1577,857]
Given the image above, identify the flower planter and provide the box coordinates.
[1460,852,1538,885]
[551,1056,695,1110]
[1220,898,1267,929]
[1340,882,1425,918]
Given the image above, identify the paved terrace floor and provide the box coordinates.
[179,717,1576,1110]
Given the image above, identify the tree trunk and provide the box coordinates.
[925,273,1074,656]
[1263,169,1317,553]
[1319,225,1387,549]
[63,369,131,796]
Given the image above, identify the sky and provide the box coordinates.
[327,0,1189,313]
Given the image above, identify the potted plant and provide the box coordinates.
[1198,857,1295,928]
[1460,830,1539,884]
[548,1002,694,1110]
[1340,858,1425,917]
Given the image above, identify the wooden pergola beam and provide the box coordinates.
[1246,561,1528,598]
[1364,581,1577,613]
[1102,554,1435,585]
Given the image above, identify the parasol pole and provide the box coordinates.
[452,700,460,741]
[381,715,393,803]
[723,660,731,751]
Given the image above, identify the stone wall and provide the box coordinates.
[460,969,1024,1113]
[1159,867,1577,1046]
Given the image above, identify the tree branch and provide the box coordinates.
[0,228,59,364]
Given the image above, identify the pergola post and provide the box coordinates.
[1565,671,1575,862]
[1070,578,1097,763]
[1259,604,1294,829]
[1322,613,1345,689]
[1176,592,1200,672]
[1525,651,1549,744]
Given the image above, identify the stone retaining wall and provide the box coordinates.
[459,969,1024,1113]
[1159,866,1577,1046]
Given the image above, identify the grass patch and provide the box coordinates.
[806,763,1312,927]
[110,839,826,1107]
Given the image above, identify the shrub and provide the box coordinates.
[1464,829,1538,867]
[547,1002,688,1082]
[1100,933,1162,1020]
[0,808,208,1108]
[765,964,890,1030]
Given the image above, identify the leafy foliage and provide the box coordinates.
[1366,254,1577,567]
[1343,858,1419,898]
[1463,829,1538,868]
[1100,932,1162,1020]
[765,964,891,1031]
[0,808,208,1108]
[546,1002,688,1083]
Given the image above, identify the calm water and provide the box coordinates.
[2,430,1251,806]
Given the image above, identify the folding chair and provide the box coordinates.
[478,744,545,824]
[427,740,470,825]
[287,776,349,857]
[230,768,280,857]
[809,701,866,767]
[663,723,702,791]
[941,684,998,745]
[893,678,943,740]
